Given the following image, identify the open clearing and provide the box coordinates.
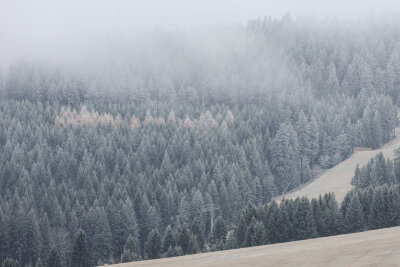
[109,226,400,267]
[283,126,400,203]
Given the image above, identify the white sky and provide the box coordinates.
[1,0,400,66]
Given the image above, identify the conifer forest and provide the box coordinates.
[1,6,400,267]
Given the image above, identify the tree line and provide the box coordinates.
[226,183,400,251]
[4,182,400,266]
[352,150,400,189]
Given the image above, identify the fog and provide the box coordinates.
[1,0,400,67]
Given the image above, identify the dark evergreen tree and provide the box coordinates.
[1,258,19,267]
[178,226,191,255]
[144,229,161,259]
[84,207,112,264]
[121,235,140,263]
[371,153,388,186]
[71,230,93,267]
[35,257,44,267]
[234,215,247,247]
[270,123,300,193]
[0,208,8,266]
[275,200,293,242]
[162,226,175,253]
[246,217,267,246]
[166,246,183,257]
[212,216,226,244]
[264,201,279,243]
[190,218,204,249]
[351,164,361,187]
[187,235,200,254]
[47,248,63,267]
[319,193,342,236]
[394,148,400,182]
[371,187,388,229]
[292,197,316,240]
[344,194,365,233]
[224,233,237,250]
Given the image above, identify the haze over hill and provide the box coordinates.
[2,0,400,67]
[1,1,400,267]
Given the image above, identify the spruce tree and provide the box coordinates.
[387,186,400,226]
[212,216,226,243]
[325,62,340,93]
[318,193,342,236]
[311,197,322,235]
[351,165,362,188]
[371,153,387,186]
[296,111,311,183]
[386,160,396,185]
[35,257,44,267]
[344,194,365,233]
[224,233,237,250]
[276,201,292,242]
[371,186,391,228]
[71,230,93,267]
[265,201,279,243]
[244,216,257,247]
[166,246,183,257]
[269,123,300,193]
[84,206,112,264]
[394,148,400,182]
[2,258,19,267]
[251,220,267,246]
[234,215,247,247]
[292,197,316,240]
[308,116,320,167]
[162,226,175,253]
[190,218,204,249]
[121,235,140,263]
[145,229,161,259]
[187,235,200,254]
[47,248,63,267]
[178,226,190,255]
[0,208,8,266]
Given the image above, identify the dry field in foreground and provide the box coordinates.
[108,226,400,267]
[282,126,400,203]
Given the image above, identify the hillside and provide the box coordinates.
[3,13,400,266]
[108,226,400,267]
[282,125,400,203]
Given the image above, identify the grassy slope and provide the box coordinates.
[283,127,400,203]
[108,226,400,267]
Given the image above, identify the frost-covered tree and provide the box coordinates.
[270,123,300,192]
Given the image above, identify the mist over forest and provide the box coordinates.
[1,6,400,267]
